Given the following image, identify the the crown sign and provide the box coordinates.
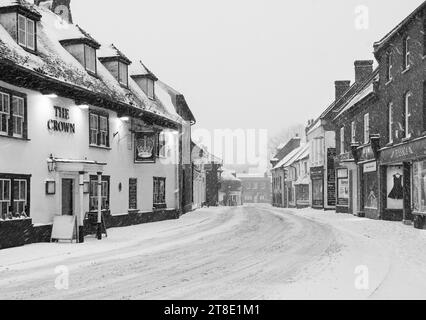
[137,135,154,158]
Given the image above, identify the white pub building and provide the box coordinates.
[0,0,196,249]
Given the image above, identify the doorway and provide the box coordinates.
[62,178,74,216]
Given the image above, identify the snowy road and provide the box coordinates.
[1,205,426,300]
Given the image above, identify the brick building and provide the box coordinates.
[373,2,426,224]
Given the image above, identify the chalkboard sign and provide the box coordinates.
[129,178,138,210]
[51,215,77,242]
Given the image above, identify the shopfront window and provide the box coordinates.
[386,166,404,209]
[312,179,323,206]
[337,169,349,207]
[297,185,309,202]
[364,172,378,209]
[413,161,426,213]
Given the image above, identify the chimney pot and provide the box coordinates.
[335,80,351,101]
[35,0,73,23]
[354,60,374,83]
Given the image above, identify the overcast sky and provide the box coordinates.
[67,0,423,137]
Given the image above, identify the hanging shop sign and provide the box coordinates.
[310,167,324,178]
[381,137,426,165]
[363,161,377,173]
[47,106,76,134]
[134,132,156,163]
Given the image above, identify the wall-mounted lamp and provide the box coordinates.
[120,116,130,122]
[47,154,56,172]
[78,104,89,110]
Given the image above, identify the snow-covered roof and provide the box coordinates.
[334,69,379,120]
[98,43,131,64]
[273,144,307,170]
[130,60,158,80]
[0,0,41,17]
[0,0,183,125]
[221,170,240,182]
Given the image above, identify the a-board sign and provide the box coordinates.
[51,215,77,242]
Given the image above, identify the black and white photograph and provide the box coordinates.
[1,0,426,307]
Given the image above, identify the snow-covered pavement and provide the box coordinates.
[0,205,426,300]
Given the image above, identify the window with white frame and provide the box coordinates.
[0,92,9,135]
[0,179,10,220]
[118,61,128,86]
[89,111,109,147]
[12,96,24,138]
[13,179,27,215]
[18,14,35,51]
[157,131,167,157]
[147,79,155,99]
[404,91,412,139]
[403,36,411,70]
[89,176,110,211]
[386,51,393,83]
[388,102,394,143]
[340,127,345,154]
[99,116,108,146]
[84,45,96,74]
[364,113,370,144]
[351,121,356,143]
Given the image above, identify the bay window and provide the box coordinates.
[18,14,36,51]
[340,127,345,154]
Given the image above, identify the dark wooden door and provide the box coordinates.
[62,179,74,216]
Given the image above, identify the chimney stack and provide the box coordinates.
[35,0,73,23]
[354,60,374,83]
[335,80,351,101]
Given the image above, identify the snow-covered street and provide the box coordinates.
[1,205,426,300]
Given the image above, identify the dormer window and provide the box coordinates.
[84,45,97,74]
[118,61,128,87]
[99,44,132,88]
[59,26,101,76]
[17,14,35,51]
[130,61,158,100]
[147,79,155,99]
